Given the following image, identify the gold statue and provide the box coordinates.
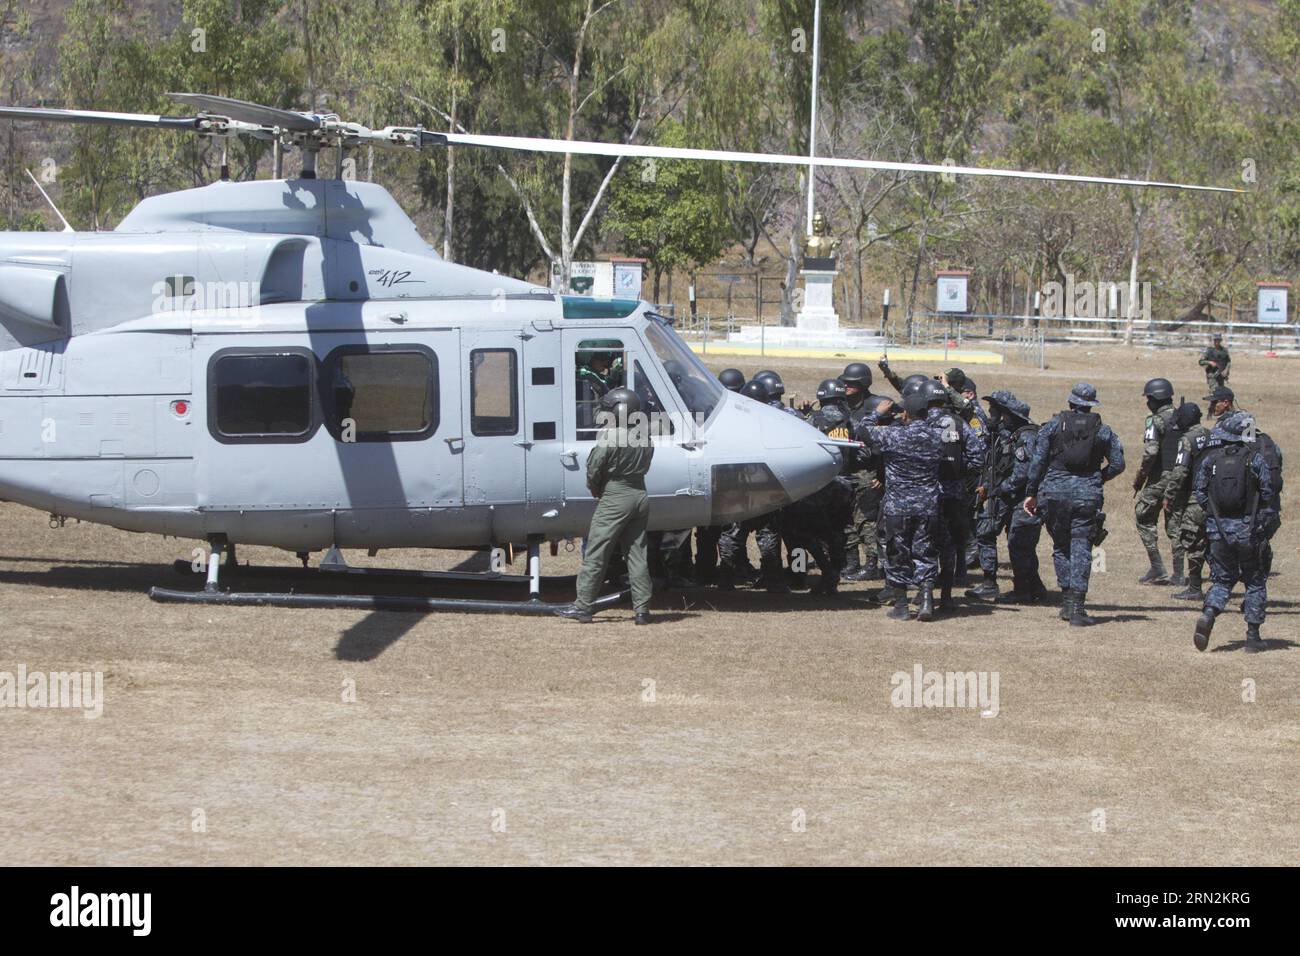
[803,212,840,260]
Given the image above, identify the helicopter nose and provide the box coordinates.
[702,393,843,523]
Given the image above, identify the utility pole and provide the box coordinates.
[805,0,821,236]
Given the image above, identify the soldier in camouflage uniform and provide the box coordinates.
[1192,411,1274,653]
[1199,334,1231,393]
[693,368,746,586]
[854,388,945,622]
[923,380,986,609]
[561,388,655,625]
[1132,378,1181,585]
[776,378,857,594]
[716,378,787,592]
[1024,383,1125,627]
[840,362,888,580]
[970,390,1045,602]
[1163,401,1212,601]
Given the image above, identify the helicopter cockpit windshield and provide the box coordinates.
[643,318,722,427]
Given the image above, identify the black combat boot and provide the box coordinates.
[916,585,935,622]
[1058,589,1074,621]
[1172,572,1203,601]
[968,573,999,600]
[559,606,593,624]
[715,567,736,591]
[863,552,882,580]
[1138,550,1169,584]
[635,611,652,625]
[1244,622,1266,653]
[1193,606,1217,652]
[937,585,954,610]
[886,589,911,620]
[1167,554,1186,588]
[840,551,865,582]
[1069,591,1096,626]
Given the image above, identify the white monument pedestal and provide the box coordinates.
[727,265,886,351]
[795,268,840,331]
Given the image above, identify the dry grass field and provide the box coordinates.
[1,344,1297,866]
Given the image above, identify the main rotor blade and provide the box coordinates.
[441,132,1243,194]
[167,92,320,132]
[0,105,199,131]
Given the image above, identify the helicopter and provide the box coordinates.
[0,94,1239,614]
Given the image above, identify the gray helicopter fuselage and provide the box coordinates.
[0,179,841,553]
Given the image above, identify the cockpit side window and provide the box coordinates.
[642,320,722,423]
[574,338,626,440]
[632,360,674,435]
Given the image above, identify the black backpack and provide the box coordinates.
[1050,410,1104,474]
[1256,431,1283,497]
[935,413,966,481]
[1204,443,1259,519]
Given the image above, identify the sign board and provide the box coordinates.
[936,271,969,314]
[552,260,612,296]
[1257,283,1290,325]
[612,259,644,298]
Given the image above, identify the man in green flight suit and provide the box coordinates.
[561,387,655,625]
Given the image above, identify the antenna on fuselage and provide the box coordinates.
[24,169,74,232]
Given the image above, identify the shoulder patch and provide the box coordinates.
[1014,445,1028,462]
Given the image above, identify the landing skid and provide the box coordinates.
[149,540,622,616]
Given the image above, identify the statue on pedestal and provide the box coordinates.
[803,212,840,267]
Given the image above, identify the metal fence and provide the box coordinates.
[901,312,1300,353]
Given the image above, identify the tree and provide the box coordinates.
[605,120,728,301]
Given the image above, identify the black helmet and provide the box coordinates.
[1142,378,1174,402]
[900,374,929,397]
[816,378,848,404]
[922,379,949,407]
[741,379,770,402]
[718,368,746,392]
[599,387,642,415]
[902,388,930,418]
[840,362,872,388]
[755,370,785,398]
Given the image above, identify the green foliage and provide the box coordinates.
[605,120,728,295]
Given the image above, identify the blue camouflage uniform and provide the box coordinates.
[974,391,1044,593]
[927,405,985,594]
[855,412,944,588]
[1025,385,1125,595]
[1193,413,1275,626]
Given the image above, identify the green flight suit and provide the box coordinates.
[1134,404,1181,559]
[575,425,655,614]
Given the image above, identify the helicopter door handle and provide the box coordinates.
[560,450,578,466]
[514,439,533,449]
[445,437,464,453]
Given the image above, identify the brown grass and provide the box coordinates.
[1,344,1297,865]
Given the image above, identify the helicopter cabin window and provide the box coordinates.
[326,347,438,441]
[210,351,315,442]
[574,339,626,440]
[470,348,519,436]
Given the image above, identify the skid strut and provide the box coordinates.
[151,539,617,615]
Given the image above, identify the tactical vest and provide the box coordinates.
[1160,417,1184,471]
[987,423,1036,486]
[1049,410,1104,474]
[1204,443,1259,518]
[935,413,965,481]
